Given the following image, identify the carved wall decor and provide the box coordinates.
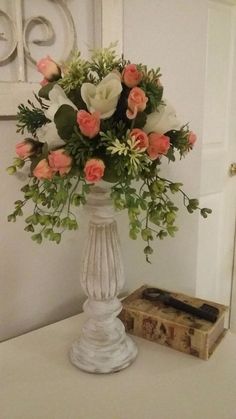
[0,0,76,80]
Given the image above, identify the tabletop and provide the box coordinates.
[1,313,236,419]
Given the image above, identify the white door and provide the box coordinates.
[196,0,236,312]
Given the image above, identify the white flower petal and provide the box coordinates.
[36,122,65,149]
[81,83,96,109]
[144,100,182,134]
[45,85,77,121]
[99,72,121,85]
[81,73,122,119]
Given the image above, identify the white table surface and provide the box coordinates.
[1,314,236,419]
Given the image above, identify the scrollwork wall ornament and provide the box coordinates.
[0,9,17,65]
[22,0,77,66]
[0,0,76,75]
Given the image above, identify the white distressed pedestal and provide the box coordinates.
[70,182,137,373]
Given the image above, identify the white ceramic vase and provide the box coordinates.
[70,181,138,373]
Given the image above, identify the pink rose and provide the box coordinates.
[33,159,53,180]
[48,149,72,176]
[84,159,105,182]
[16,140,34,159]
[188,131,197,146]
[147,133,170,160]
[130,128,149,150]
[122,64,142,88]
[37,56,61,81]
[77,110,100,139]
[126,87,148,119]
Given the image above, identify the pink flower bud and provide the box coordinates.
[37,56,61,81]
[122,64,142,88]
[188,131,197,146]
[84,159,105,182]
[33,159,53,180]
[126,87,148,119]
[130,128,149,150]
[147,133,170,160]
[48,149,72,176]
[15,140,34,159]
[77,110,100,139]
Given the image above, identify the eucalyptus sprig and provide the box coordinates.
[110,175,211,262]
[8,176,92,244]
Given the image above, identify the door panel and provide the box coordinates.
[196,1,236,307]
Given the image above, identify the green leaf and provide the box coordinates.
[8,214,16,222]
[157,230,168,240]
[187,205,194,213]
[54,104,77,140]
[32,233,42,244]
[144,245,153,255]
[200,207,212,218]
[38,82,57,99]
[54,233,61,244]
[44,228,53,238]
[134,112,147,129]
[167,225,178,237]
[166,212,176,224]
[169,182,182,193]
[24,224,34,232]
[166,147,175,162]
[7,166,17,175]
[13,158,25,168]
[141,228,153,242]
[188,198,199,209]
[129,229,138,240]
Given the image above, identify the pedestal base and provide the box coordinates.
[72,184,138,374]
[70,319,138,374]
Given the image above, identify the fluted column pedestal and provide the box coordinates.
[70,182,137,373]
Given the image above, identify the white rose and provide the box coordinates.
[44,85,78,121]
[81,72,122,119]
[144,100,182,134]
[36,122,65,149]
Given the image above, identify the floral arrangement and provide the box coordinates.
[7,45,211,261]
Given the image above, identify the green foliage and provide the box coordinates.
[89,43,123,80]
[64,127,95,171]
[54,104,77,140]
[17,98,49,136]
[167,126,193,157]
[110,174,211,262]
[38,82,57,99]
[58,52,91,93]
[7,176,92,243]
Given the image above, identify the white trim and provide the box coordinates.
[15,0,25,81]
[94,0,123,55]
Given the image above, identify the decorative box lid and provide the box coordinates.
[122,285,228,332]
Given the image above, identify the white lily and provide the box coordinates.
[36,122,65,149]
[81,72,122,119]
[44,85,78,121]
[144,100,182,135]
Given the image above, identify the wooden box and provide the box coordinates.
[119,285,228,360]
